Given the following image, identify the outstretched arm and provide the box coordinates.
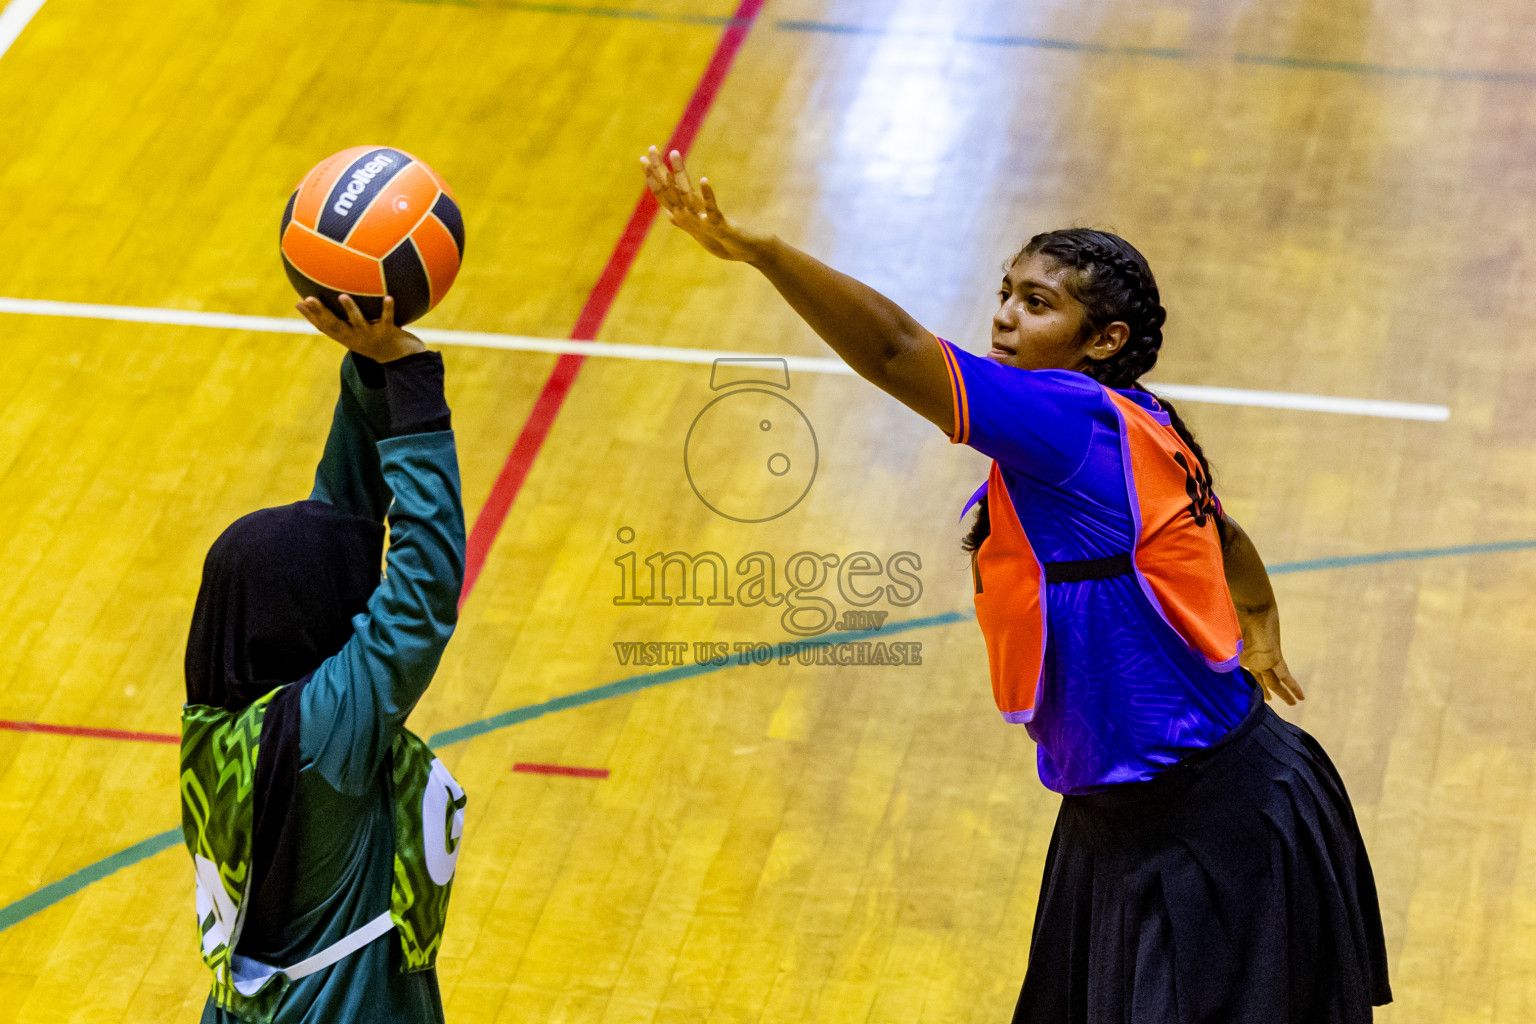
[642,147,954,434]
[293,293,464,792]
[1220,515,1305,705]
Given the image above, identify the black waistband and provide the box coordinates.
[1043,552,1135,584]
[1064,680,1269,809]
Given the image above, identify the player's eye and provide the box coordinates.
[1026,294,1047,309]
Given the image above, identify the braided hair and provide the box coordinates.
[962,228,1217,552]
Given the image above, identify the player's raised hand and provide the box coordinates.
[641,147,772,263]
[297,294,427,363]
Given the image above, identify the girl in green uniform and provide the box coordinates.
[182,296,466,1024]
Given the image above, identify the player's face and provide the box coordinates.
[989,252,1104,371]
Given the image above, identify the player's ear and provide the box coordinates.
[1084,321,1130,363]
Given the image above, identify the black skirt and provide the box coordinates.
[1014,686,1392,1024]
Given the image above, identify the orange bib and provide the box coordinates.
[972,391,1242,723]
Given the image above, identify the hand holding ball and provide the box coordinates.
[296,294,426,364]
[281,146,465,326]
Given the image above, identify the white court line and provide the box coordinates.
[0,0,47,61]
[1146,383,1448,422]
[0,296,1451,422]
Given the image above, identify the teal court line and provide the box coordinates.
[427,610,968,747]
[372,0,744,24]
[777,19,1536,86]
[496,2,740,24]
[778,19,1193,61]
[5,536,1536,932]
[366,0,1536,86]
[0,830,182,932]
[0,612,966,933]
[1229,51,1536,85]
[1267,538,1536,575]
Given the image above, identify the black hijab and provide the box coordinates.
[186,500,384,710]
[185,499,385,954]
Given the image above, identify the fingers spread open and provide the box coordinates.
[644,150,689,214]
[339,294,368,329]
[667,150,710,216]
[642,149,664,186]
[669,150,692,194]
[649,145,675,195]
[298,297,343,334]
[643,166,673,214]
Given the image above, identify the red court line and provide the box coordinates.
[0,720,178,745]
[4,2,768,748]
[513,762,610,779]
[459,0,768,605]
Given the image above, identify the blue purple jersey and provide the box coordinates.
[940,339,1251,795]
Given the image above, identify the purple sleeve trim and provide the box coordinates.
[1127,386,1172,426]
[959,479,989,522]
[1001,708,1035,724]
[1206,650,1243,672]
[1111,399,1180,632]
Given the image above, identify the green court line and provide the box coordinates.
[8,536,1536,934]
[0,610,969,932]
[359,4,1536,85]
[956,33,1189,61]
[1268,539,1536,575]
[0,829,183,932]
[376,0,743,24]
[427,610,969,747]
[774,20,1195,62]
[498,2,739,25]
[776,18,1536,86]
[1231,51,1536,85]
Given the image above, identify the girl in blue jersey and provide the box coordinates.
[643,147,1390,1023]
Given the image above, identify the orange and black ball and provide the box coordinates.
[281,146,464,326]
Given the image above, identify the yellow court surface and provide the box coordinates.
[0,0,1534,1020]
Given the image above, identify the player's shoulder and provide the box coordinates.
[988,364,1111,410]
[940,340,1103,396]
[1027,367,1107,395]
[1101,384,1171,424]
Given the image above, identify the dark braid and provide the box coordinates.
[963,228,1218,552]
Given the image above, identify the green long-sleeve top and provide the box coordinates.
[203,353,465,1024]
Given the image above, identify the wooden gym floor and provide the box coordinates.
[0,0,1532,1019]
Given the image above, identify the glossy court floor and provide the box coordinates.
[0,0,1531,1019]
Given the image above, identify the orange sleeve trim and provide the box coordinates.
[937,337,970,445]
